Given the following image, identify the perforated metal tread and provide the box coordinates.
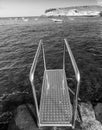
[39,69,72,126]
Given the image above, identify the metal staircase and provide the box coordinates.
[29,39,81,129]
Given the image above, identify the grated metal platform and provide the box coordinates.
[39,69,72,126]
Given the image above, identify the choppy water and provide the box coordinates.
[0,16,102,101]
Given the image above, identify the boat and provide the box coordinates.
[51,18,63,23]
[22,17,28,22]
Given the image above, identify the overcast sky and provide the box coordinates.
[0,0,99,17]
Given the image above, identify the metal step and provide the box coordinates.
[39,69,72,126]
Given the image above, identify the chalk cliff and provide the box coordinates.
[45,5,102,16]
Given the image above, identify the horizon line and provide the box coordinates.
[0,4,101,18]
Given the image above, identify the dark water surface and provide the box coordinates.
[0,17,102,102]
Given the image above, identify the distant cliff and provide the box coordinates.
[45,5,102,16]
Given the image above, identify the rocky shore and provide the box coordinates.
[0,92,102,130]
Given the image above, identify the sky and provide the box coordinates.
[0,0,99,17]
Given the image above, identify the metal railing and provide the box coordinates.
[64,38,80,129]
[29,40,46,126]
[29,40,42,125]
[29,39,80,128]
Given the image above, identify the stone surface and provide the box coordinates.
[94,103,102,124]
[80,102,102,130]
[80,102,96,122]
[8,104,39,130]
[82,120,102,130]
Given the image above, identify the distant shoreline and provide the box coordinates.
[45,5,102,17]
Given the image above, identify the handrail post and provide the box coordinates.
[41,40,47,70]
[63,42,65,70]
[29,40,42,126]
[64,38,80,129]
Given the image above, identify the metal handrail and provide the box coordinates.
[63,43,65,70]
[64,38,80,129]
[29,40,42,125]
[42,41,47,70]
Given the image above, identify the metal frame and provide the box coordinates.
[64,38,80,129]
[29,39,80,129]
[39,69,72,127]
[29,40,46,126]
